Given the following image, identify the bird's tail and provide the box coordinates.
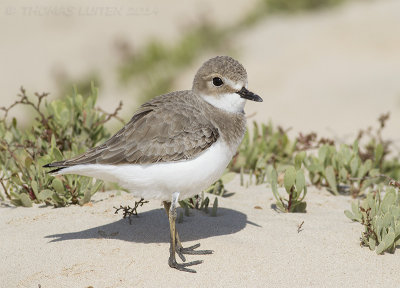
[43,161,67,174]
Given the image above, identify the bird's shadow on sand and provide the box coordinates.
[46,208,250,244]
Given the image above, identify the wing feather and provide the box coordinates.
[48,91,219,168]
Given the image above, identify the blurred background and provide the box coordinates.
[1,0,399,144]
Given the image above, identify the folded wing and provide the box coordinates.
[45,92,219,168]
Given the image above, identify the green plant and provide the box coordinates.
[231,122,297,184]
[211,197,218,217]
[381,158,400,183]
[204,171,236,196]
[178,192,220,220]
[267,160,307,213]
[263,0,345,13]
[232,122,333,186]
[345,185,400,254]
[304,141,382,196]
[357,113,400,181]
[0,85,122,206]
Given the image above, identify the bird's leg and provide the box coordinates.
[175,230,213,262]
[163,192,203,273]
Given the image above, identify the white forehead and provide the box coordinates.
[222,77,248,90]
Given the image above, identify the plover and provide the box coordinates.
[44,56,262,273]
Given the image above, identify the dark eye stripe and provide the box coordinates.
[212,77,223,86]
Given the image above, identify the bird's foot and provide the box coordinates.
[176,243,214,262]
[168,257,203,273]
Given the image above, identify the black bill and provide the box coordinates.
[236,87,263,102]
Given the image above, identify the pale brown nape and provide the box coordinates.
[192,56,248,96]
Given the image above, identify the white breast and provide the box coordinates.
[58,140,237,201]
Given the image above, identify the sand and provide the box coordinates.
[2,0,400,287]
[2,175,400,288]
[175,0,400,142]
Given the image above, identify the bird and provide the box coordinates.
[44,56,263,273]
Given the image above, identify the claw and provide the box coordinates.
[168,258,203,273]
[180,243,200,250]
[176,248,186,262]
[177,243,214,256]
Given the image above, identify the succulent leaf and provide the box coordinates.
[325,166,338,195]
[284,166,296,194]
[20,193,33,207]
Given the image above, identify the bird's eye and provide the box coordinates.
[212,77,224,87]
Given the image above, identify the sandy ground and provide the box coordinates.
[243,0,400,141]
[176,0,400,142]
[2,0,400,287]
[2,175,400,288]
[0,0,258,124]
[1,0,400,142]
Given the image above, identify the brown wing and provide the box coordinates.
[48,91,219,167]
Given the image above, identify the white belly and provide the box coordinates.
[58,140,237,201]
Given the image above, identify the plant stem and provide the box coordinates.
[287,187,294,212]
[0,178,11,200]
